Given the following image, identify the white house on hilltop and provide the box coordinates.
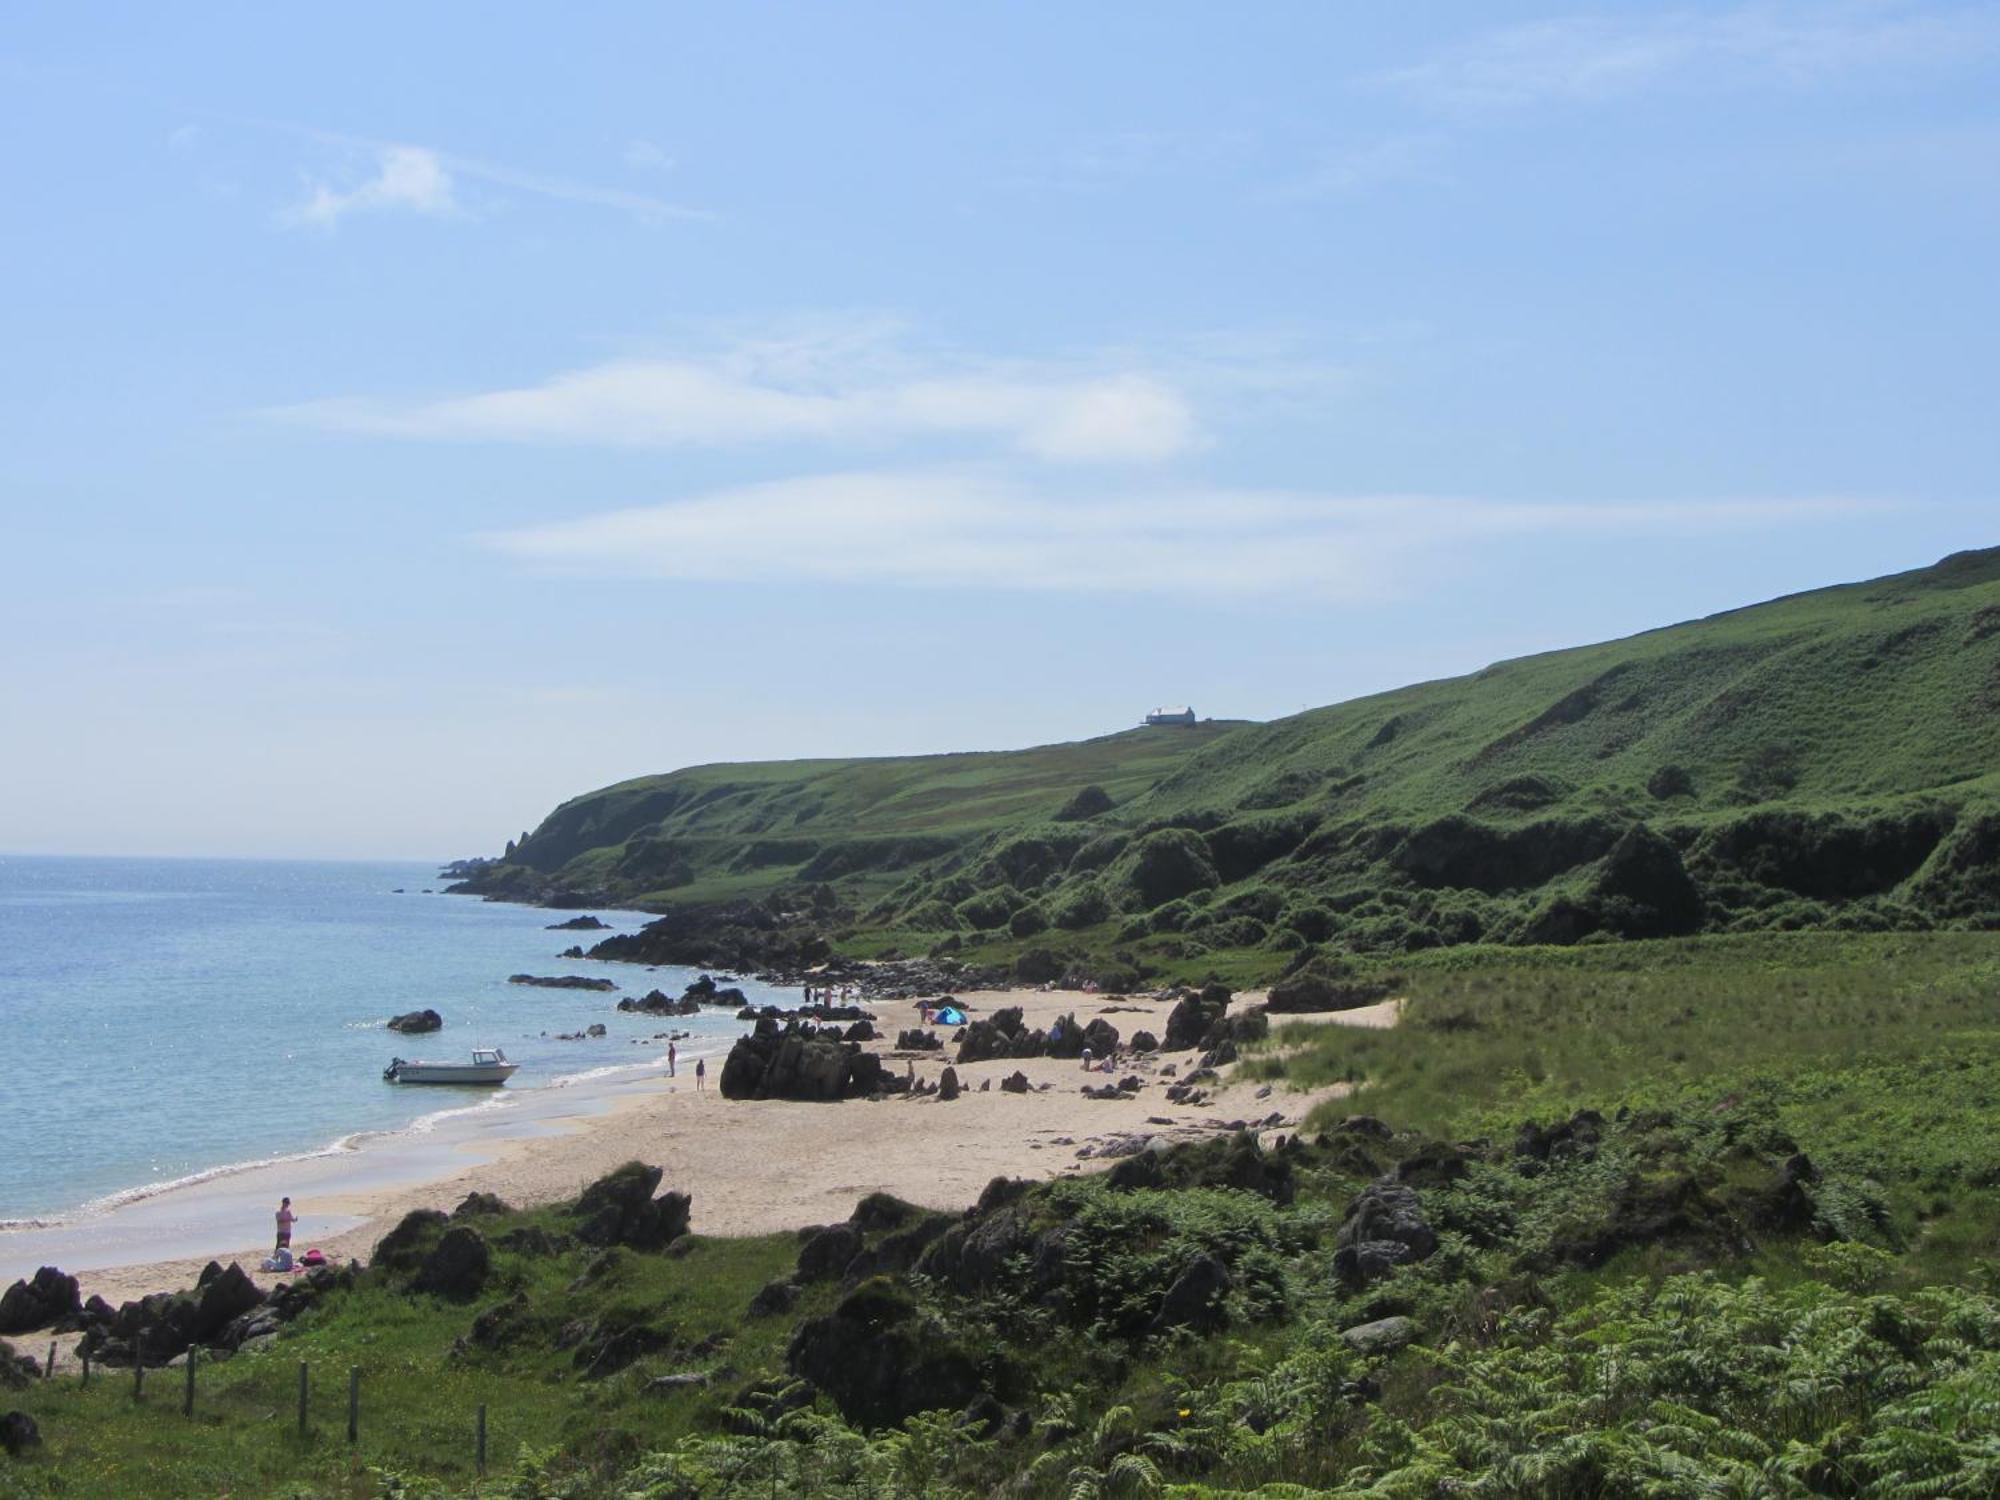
[1144,706,1197,727]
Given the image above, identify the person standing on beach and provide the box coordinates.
[668,1042,677,1077]
[695,1058,706,1091]
[275,1196,296,1252]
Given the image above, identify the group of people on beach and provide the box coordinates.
[664,1041,705,1089]
[803,983,861,1006]
[262,1196,330,1273]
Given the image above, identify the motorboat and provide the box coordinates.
[383,1047,518,1085]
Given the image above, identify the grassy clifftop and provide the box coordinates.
[463,546,2000,983]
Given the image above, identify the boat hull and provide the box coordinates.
[385,1063,518,1085]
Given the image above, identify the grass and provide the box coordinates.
[13,933,2000,1496]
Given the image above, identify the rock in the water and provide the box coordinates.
[413,1227,490,1300]
[386,1008,442,1034]
[0,1266,80,1335]
[509,974,618,991]
[0,1410,39,1457]
[1340,1314,1418,1355]
[546,915,609,930]
[571,1161,691,1250]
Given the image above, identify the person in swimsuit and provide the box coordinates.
[695,1057,706,1091]
[276,1196,296,1252]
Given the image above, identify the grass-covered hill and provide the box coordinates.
[459,546,2000,985]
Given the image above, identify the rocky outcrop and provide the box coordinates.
[386,1008,443,1034]
[0,1266,80,1335]
[787,1277,982,1430]
[1341,1314,1417,1355]
[1,1341,40,1388]
[545,915,610,930]
[76,1262,267,1366]
[509,974,618,991]
[570,1162,691,1251]
[719,1026,888,1102]
[619,988,700,1016]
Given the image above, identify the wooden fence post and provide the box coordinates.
[183,1345,197,1418]
[347,1365,360,1445]
[476,1403,487,1475]
[297,1362,309,1437]
[80,1350,90,1386]
[44,1342,55,1379]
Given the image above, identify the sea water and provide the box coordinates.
[0,855,778,1225]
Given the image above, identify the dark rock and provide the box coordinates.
[1393,1141,1471,1189]
[0,1267,80,1336]
[413,1227,490,1300]
[510,974,618,991]
[1334,1184,1437,1287]
[386,1008,443,1034]
[0,1342,39,1388]
[897,1028,942,1051]
[0,1410,39,1457]
[747,1280,799,1317]
[937,1066,961,1101]
[372,1209,449,1276]
[786,1277,982,1429]
[571,1162,692,1251]
[850,1193,920,1233]
[497,1226,570,1257]
[797,1224,863,1283]
[1000,1070,1030,1094]
[1163,991,1226,1052]
[546,915,610,930]
[464,1292,531,1352]
[453,1191,512,1219]
[1151,1254,1232,1334]
[960,1391,1008,1439]
[844,1020,877,1042]
[1130,1029,1159,1052]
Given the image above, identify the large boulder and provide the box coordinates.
[936,1066,961,1101]
[1334,1183,1437,1286]
[0,1342,40,1388]
[0,1266,80,1335]
[386,1008,442,1034]
[372,1209,449,1276]
[571,1162,692,1251]
[413,1227,490,1300]
[1163,991,1226,1052]
[786,1277,982,1430]
[795,1223,863,1283]
[0,1410,39,1457]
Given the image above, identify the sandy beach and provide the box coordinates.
[4,985,1387,1335]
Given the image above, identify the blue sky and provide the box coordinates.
[2,2,1994,859]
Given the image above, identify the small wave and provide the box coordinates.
[57,1133,370,1222]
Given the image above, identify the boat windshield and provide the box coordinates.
[472,1050,498,1064]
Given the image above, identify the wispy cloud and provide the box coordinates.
[287,144,457,227]
[1386,4,2000,110]
[271,124,707,228]
[481,470,1880,599]
[1270,134,1447,201]
[271,329,1206,463]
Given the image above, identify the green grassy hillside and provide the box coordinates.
[462,547,2000,984]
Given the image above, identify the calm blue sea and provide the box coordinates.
[0,855,772,1222]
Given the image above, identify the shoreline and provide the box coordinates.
[2,985,1381,1317]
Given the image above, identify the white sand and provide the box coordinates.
[13,985,1394,1323]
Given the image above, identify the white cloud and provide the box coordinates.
[1387,4,2000,110]
[288,144,457,227]
[481,470,1879,599]
[623,138,673,171]
[272,337,1204,463]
